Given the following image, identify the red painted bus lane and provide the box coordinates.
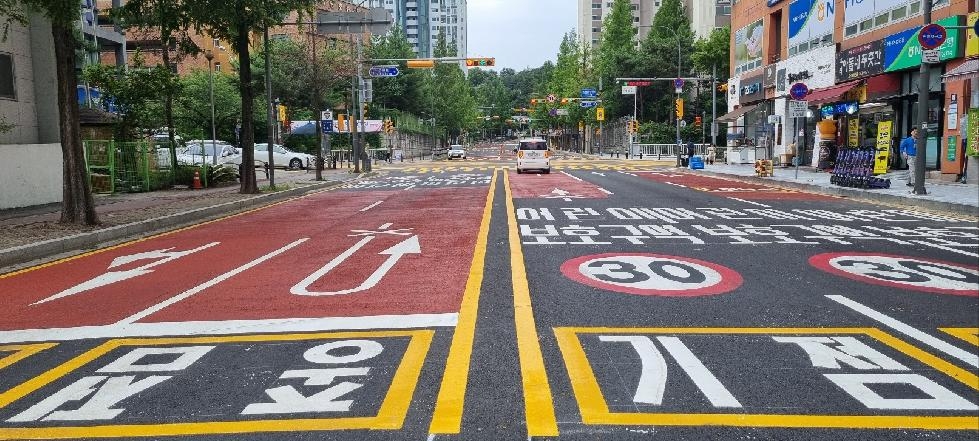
[508,171,610,200]
[638,172,833,201]
[0,187,487,333]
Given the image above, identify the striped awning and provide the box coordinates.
[942,59,979,83]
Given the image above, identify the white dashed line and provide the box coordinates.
[598,188,613,195]
[561,171,583,181]
[360,201,384,212]
[726,197,771,208]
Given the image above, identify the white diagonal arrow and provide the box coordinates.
[291,235,421,297]
[32,243,220,305]
[550,188,570,196]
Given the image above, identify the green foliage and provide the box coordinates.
[0,115,13,134]
[368,27,429,115]
[172,69,244,142]
[83,51,181,139]
[594,0,637,119]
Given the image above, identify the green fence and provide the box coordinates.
[84,140,176,194]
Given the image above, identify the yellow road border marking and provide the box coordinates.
[0,331,432,439]
[554,327,978,430]
[428,169,498,434]
[940,328,979,346]
[505,170,559,437]
[0,343,57,371]
[0,181,351,280]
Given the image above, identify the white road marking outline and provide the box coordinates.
[826,295,979,368]
[664,182,687,188]
[561,171,583,181]
[598,188,613,195]
[911,240,979,258]
[360,201,384,212]
[116,239,310,325]
[727,197,771,208]
[291,235,421,297]
[0,314,458,344]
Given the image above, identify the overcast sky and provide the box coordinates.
[467,0,578,71]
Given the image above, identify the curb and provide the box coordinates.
[697,169,979,217]
[0,179,346,270]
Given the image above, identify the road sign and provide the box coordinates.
[974,18,979,40]
[922,49,941,64]
[809,253,979,296]
[556,109,569,116]
[320,110,333,121]
[918,23,947,50]
[546,94,557,103]
[789,82,809,100]
[621,85,637,95]
[317,7,393,35]
[560,253,743,297]
[369,65,400,77]
[674,78,685,89]
[321,119,334,133]
[787,100,808,118]
[625,81,651,86]
[596,107,605,121]
[581,88,597,99]
[580,100,598,109]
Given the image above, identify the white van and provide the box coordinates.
[515,138,551,174]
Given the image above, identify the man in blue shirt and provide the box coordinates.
[900,128,918,186]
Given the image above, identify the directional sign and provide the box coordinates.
[789,82,809,100]
[621,86,637,95]
[809,253,979,296]
[580,100,598,109]
[626,81,652,86]
[369,65,400,77]
[321,119,334,133]
[546,94,557,103]
[561,253,743,297]
[918,23,947,50]
[581,88,597,99]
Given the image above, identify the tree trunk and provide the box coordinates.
[53,23,99,226]
[236,28,258,194]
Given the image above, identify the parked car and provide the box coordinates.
[179,141,241,166]
[254,143,315,169]
[447,144,466,160]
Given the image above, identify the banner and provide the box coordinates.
[788,0,836,48]
[735,20,765,70]
[883,16,963,72]
[874,121,892,175]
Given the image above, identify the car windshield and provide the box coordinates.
[450,146,464,150]
[519,141,547,151]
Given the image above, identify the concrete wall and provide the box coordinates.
[0,144,63,209]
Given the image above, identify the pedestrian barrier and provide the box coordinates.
[84,140,176,194]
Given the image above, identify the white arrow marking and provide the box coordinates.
[291,235,421,297]
[592,172,606,176]
[550,188,570,196]
[33,243,220,305]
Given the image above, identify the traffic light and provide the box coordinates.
[362,102,369,118]
[383,119,395,134]
[277,104,287,122]
[717,83,728,92]
[406,59,436,69]
[464,57,495,68]
[560,98,569,105]
[530,99,539,106]
[628,119,639,133]
[695,115,702,127]
[675,98,684,119]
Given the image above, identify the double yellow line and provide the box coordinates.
[429,169,559,437]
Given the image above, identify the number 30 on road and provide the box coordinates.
[810,253,979,297]
[561,253,743,297]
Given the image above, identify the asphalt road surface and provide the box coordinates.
[0,151,976,440]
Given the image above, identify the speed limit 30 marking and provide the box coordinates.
[560,253,743,297]
[810,253,979,296]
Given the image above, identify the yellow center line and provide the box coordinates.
[504,170,559,437]
[429,169,498,434]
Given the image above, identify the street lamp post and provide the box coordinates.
[204,49,217,166]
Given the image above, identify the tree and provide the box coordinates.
[427,30,477,145]
[594,0,637,120]
[1,0,98,225]
[635,0,695,123]
[182,0,315,194]
[367,27,427,115]
[173,69,243,142]
[83,51,181,140]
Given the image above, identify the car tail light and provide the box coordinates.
[544,151,552,158]
[517,151,524,158]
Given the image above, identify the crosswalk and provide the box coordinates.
[386,161,676,173]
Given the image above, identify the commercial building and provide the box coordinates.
[365,0,468,58]
[721,0,975,181]
[578,0,731,47]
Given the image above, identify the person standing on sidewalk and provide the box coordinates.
[900,128,918,187]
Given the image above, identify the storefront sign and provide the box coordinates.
[968,13,979,58]
[883,16,963,72]
[740,74,764,103]
[788,0,836,48]
[947,136,958,162]
[787,70,812,83]
[848,118,860,148]
[874,121,892,174]
[969,109,979,157]
[821,101,860,118]
[735,20,765,72]
[948,95,958,130]
[836,40,884,82]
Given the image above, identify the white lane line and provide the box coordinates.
[404,184,416,190]
[912,240,979,258]
[663,182,687,188]
[561,171,583,181]
[826,295,979,368]
[727,197,771,208]
[0,314,459,344]
[116,239,310,325]
[360,201,384,212]
[598,188,613,195]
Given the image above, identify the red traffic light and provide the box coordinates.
[465,58,496,68]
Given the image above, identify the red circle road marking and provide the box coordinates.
[560,253,743,297]
[809,252,979,297]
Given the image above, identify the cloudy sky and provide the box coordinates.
[467,0,578,71]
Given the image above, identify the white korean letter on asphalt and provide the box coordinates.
[773,337,909,370]
[97,346,216,373]
[8,375,171,422]
[825,374,978,410]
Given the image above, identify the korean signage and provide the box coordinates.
[844,0,905,28]
[739,74,764,103]
[735,20,765,71]
[820,101,860,119]
[968,109,979,156]
[874,121,893,174]
[968,13,979,57]
[883,16,963,72]
[788,0,836,48]
[947,136,958,162]
[836,40,884,82]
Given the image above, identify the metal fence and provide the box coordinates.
[84,140,176,194]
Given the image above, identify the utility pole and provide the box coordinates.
[675,37,682,168]
[712,64,718,149]
[348,27,361,174]
[311,27,323,181]
[263,26,276,188]
[913,0,931,195]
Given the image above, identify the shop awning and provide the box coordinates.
[942,59,979,83]
[716,103,761,123]
[804,81,860,105]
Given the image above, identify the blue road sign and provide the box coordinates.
[369,65,400,77]
[580,100,598,109]
[789,82,809,100]
[674,78,685,89]
[918,23,947,50]
[321,120,334,133]
[581,88,597,99]
[974,19,979,40]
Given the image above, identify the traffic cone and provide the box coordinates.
[192,170,203,189]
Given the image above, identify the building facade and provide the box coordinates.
[579,0,731,48]
[366,0,468,58]
[722,0,975,180]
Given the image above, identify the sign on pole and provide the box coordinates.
[596,107,605,121]
[581,88,597,99]
[787,100,808,118]
[789,82,809,100]
[922,49,941,64]
[918,23,947,50]
[580,100,598,109]
[368,65,400,77]
[621,85,637,95]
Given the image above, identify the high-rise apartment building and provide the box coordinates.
[366,0,467,58]
[578,0,731,48]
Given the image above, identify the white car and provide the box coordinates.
[515,138,551,174]
[178,141,241,166]
[447,144,466,160]
[255,143,315,169]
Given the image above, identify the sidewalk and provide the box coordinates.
[0,168,362,270]
[698,163,978,217]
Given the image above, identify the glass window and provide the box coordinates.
[874,12,888,27]
[891,6,906,20]
[858,18,873,32]
[909,0,921,15]
[519,141,548,151]
[845,24,857,37]
[0,52,14,100]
